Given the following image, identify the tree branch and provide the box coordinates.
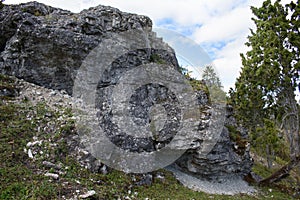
[259,154,300,185]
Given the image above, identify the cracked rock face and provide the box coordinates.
[175,105,253,182]
[0,1,153,94]
[0,1,252,181]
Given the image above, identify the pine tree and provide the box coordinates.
[229,0,299,160]
[202,65,226,103]
[255,119,282,168]
[202,65,222,88]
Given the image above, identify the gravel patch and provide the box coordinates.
[166,165,256,195]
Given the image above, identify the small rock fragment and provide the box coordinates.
[27,140,42,147]
[156,174,165,181]
[79,190,96,199]
[28,149,33,158]
[44,172,59,180]
[100,165,108,175]
[136,174,153,186]
[42,161,62,170]
[50,91,56,96]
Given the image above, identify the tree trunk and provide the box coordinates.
[279,87,299,160]
[266,144,273,169]
[259,154,300,185]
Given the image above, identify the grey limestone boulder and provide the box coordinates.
[0,1,252,181]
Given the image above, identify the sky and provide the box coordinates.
[4,0,293,93]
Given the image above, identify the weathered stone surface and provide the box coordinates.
[0,1,155,94]
[0,2,252,182]
[175,105,253,181]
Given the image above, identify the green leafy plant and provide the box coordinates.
[149,53,166,64]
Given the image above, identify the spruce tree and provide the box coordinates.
[230,0,299,159]
[202,65,226,103]
[202,65,222,88]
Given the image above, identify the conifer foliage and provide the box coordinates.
[229,0,299,161]
[202,65,226,103]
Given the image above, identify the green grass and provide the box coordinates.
[149,53,167,65]
[252,162,300,199]
[0,74,297,199]
[252,163,272,179]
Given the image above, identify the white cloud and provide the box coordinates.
[213,36,250,93]
[192,6,253,44]
[71,0,247,26]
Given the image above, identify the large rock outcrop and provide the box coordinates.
[0,1,159,94]
[0,1,252,181]
[175,105,253,181]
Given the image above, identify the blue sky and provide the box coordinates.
[5,0,293,93]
